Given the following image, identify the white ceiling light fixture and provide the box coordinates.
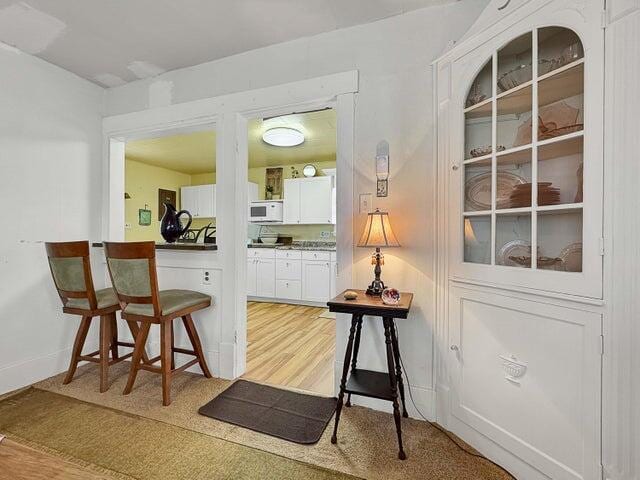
[262,127,304,147]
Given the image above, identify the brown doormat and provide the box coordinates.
[199,380,337,444]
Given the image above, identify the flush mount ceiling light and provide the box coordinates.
[262,127,304,147]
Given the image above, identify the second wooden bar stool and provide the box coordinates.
[103,241,213,406]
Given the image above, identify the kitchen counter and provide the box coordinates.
[92,242,218,251]
[248,241,336,251]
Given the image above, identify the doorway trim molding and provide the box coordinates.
[101,71,359,378]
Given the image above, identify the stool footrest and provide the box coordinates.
[172,347,196,356]
[172,358,199,374]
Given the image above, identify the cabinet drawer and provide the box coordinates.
[275,280,302,300]
[275,259,302,280]
[247,248,276,259]
[275,249,302,260]
[301,250,331,261]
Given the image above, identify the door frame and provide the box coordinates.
[102,71,358,379]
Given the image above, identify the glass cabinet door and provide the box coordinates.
[462,27,585,273]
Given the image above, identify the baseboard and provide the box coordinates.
[334,360,436,420]
[247,297,327,308]
[0,342,95,395]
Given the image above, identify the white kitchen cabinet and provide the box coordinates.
[246,258,257,296]
[330,260,337,298]
[283,179,301,224]
[275,279,302,300]
[301,259,331,303]
[256,258,275,298]
[275,258,302,280]
[283,177,334,224]
[181,184,216,219]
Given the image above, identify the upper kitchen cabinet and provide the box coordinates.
[283,176,334,225]
[445,1,604,299]
[181,184,216,219]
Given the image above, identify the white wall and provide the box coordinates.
[106,0,488,417]
[0,45,104,393]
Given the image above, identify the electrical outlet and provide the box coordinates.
[202,270,211,285]
[124,222,132,229]
[320,231,331,238]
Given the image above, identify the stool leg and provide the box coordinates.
[331,314,358,444]
[390,320,408,418]
[160,320,173,406]
[99,315,111,393]
[170,321,175,370]
[182,314,212,378]
[384,317,406,460]
[110,314,119,360]
[346,315,363,408]
[126,320,150,364]
[123,322,151,395]
[63,316,92,385]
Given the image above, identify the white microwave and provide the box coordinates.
[249,201,283,223]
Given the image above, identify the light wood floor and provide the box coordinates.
[243,302,336,396]
[0,438,112,480]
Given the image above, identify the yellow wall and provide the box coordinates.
[125,160,337,242]
[124,160,192,241]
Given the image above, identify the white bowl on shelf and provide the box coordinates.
[260,237,278,245]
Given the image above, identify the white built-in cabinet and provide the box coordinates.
[435,1,604,479]
[182,182,258,219]
[283,176,334,224]
[247,248,336,304]
[181,184,216,218]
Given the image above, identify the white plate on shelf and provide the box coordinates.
[465,172,526,211]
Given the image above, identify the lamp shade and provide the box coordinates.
[357,209,400,248]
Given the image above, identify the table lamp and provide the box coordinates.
[357,208,400,296]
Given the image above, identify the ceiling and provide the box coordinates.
[0,0,456,87]
[125,109,336,174]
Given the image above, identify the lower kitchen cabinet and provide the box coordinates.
[256,258,275,297]
[247,248,334,304]
[301,260,331,303]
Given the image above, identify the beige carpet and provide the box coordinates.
[35,363,513,480]
[0,389,354,480]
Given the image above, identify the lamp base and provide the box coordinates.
[366,281,385,296]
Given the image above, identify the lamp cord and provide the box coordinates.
[393,324,516,479]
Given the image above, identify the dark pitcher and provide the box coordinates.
[160,203,192,243]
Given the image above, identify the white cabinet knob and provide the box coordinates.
[451,164,459,171]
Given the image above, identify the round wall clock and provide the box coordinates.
[302,164,317,177]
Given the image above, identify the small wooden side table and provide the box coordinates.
[328,289,414,460]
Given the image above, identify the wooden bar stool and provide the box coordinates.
[103,241,213,406]
[45,241,139,393]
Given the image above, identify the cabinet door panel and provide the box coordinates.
[275,259,302,280]
[181,186,198,216]
[197,184,215,218]
[246,259,257,296]
[275,280,302,300]
[301,260,331,302]
[299,177,333,224]
[449,285,601,480]
[283,178,300,224]
[256,259,275,297]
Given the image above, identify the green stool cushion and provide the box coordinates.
[65,287,119,311]
[124,289,211,317]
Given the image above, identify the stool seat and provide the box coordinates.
[65,287,119,311]
[123,289,211,317]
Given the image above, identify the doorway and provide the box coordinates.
[242,109,338,396]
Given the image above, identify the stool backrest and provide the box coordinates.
[45,241,98,310]
[103,241,160,317]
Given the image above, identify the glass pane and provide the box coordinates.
[465,107,492,160]
[497,85,533,150]
[538,27,583,76]
[497,32,532,94]
[464,216,491,264]
[537,209,583,271]
[538,136,583,205]
[496,213,532,268]
[497,149,532,209]
[466,59,492,108]
[464,161,492,212]
[538,63,584,141]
